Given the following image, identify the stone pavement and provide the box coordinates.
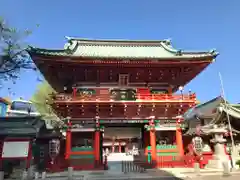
[158,168,240,179]
[187,174,240,180]
[4,168,240,180]
[30,169,240,180]
[43,169,183,180]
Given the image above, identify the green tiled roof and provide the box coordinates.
[219,103,240,119]
[0,116,46,137]
[27,48,70,56]
[27,37,219,59]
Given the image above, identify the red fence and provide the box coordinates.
[133,151,194,169]
[156,155,194,168]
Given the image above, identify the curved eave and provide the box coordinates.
[0,97,11,105]
[28,51,217,61]
[27,43,219,61]
[184,96,225,121]
[27,46,70,57]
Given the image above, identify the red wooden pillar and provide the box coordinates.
[125,146,128,153]
[144,131,149,155]
[150,130,156,162]
[118,143,121,153]
[0,140,3,171]
[26,139,32,169]
[176,119,184,156]
[94,118,101,166]
[72,87,77,98]
[149,119,156,165]
[168,86,172,95]
[94,131,100,165]
[112,139,115,153]
[65,121,72,159]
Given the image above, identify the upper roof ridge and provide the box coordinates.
[27,36,219,59]
[65,36,171,45]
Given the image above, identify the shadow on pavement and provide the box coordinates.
[147,169,185,180]
[106,160,185,179]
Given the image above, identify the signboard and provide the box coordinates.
[33,143,47,171]
[104,127,141,139]
[155,126,176,131]
[38,145,47,170]
[77,119,179,124]
[2,141,29,158]
[99,119,145,123]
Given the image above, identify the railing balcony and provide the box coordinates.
[53,93,196,103]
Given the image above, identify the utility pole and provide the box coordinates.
[219,72,236,168]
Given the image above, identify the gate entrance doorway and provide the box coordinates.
[103,126,141,172]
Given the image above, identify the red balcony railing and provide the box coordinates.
[137,93,196,101]
[53,93,196,102]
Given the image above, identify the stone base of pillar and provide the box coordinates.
[68,167,73,180]
[222,161,231,176]
[0,171,4,180]
[21,170,28,180]
[230,147,239,170]
[206,155,230,169]
[34,172,39,179]
[27,165,34,179]
[193,163,200,175]
[207,159,230,169]
[42,171,46,179]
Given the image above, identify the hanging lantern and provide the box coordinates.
[192,136,203,155]
[49,139,61,164]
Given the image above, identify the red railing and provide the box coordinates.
[155,155,194,168]
[133,151,194,169]
[137,93,196,101]
[54,93,196,102]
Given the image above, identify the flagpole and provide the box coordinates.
[218,72,236,168]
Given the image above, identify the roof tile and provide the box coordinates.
[27,38,219,60]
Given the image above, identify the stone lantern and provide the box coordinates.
[204,125,230,169]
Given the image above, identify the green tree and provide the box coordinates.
[31,81,63,128]
[0,17,38,83]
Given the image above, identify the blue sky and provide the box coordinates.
[0,0,239,103]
